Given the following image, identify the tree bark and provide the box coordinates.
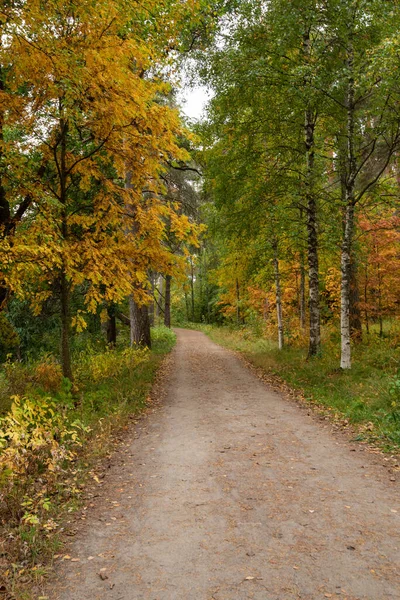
[148,273,155,327]
[340,43,356,370]
[303,32,321,358]
[60,270,73,381]
[299,249,306,329]
[164,274,171,328]
[190,258,195,321]
[107,304,117,347]
[59,107,74,379]
[130,295,151,348]
[236,277,241,326]
[273,241,284,350]
[305,110,321,357]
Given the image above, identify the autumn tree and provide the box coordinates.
[0,0,203,377]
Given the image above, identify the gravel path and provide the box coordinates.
[52,328,400,600]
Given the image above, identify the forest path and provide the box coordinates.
[52,329,400,600]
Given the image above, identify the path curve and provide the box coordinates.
[53,329,400,600]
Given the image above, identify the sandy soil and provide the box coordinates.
[50,328,400,600]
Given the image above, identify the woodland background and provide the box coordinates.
[0,1,399,596]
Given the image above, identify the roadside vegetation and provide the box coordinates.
[0,326,175,597]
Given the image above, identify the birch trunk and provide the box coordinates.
[273,242,284,350]
[236,278,241,326]
[164,274,171,328]
[190,258,195,321]
[340,43,356,370]
[299,249,306,329]
[305,107,321,357]
[303,32,321,357]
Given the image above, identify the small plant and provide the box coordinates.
[388,372,400,422]
[0,395,89,523]
[34,355,63,393]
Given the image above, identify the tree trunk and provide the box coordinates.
[184,290,189,321]
[148,273,155,327]
[107,304,117,347]
[190,258,195,321]
[303,32,321,358]
[305,110,321,357]
[236,277,241,326]
[60,270,73,381]
[340,43,356,370]
[156,276,164,322]
[130,295,151,348]
[364,263,370,335]
[273,241,284,350]
[299,250,306,329]
[164,274,171,328]
[59,109,73,379]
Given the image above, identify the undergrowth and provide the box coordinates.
[0,326,175,598]
[189,322,400,451]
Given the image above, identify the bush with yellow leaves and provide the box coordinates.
[0,395,88,523]
[76,345,149,384]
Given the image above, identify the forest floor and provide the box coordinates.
[46,328,400,600]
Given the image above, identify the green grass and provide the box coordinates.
[188,322,400,451]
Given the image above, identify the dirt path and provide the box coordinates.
[52,329,400,600]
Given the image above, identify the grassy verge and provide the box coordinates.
[0,326,176,599]
[186,322,400,451]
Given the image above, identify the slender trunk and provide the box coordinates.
[349,257,362,342]
[340,204,354,368]
[303,32,321,358]
[184,290,189,321]
[305,111,320,357]
[364,263,369,334]
[236,277,240,326]
[148,273,155,327]
[164,274,171,328]
[59,108,73,379]
[340,43,356,370]
[106,304,117,347]
[156,276,164,321]
[377,260,383,337]
[273,241,284,350]
[0,65,10,310]
[130,295,151,348]
[299,250,306,329]
[190,259,195,321]
[60,269,73,380]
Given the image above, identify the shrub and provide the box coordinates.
[0,395,88,523]
[34,355,63,393]
[76,345,149,384]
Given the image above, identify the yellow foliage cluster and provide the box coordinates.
[76,346,149,384]
[0,395,88,524]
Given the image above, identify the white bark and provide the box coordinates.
[273,243,284,350]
